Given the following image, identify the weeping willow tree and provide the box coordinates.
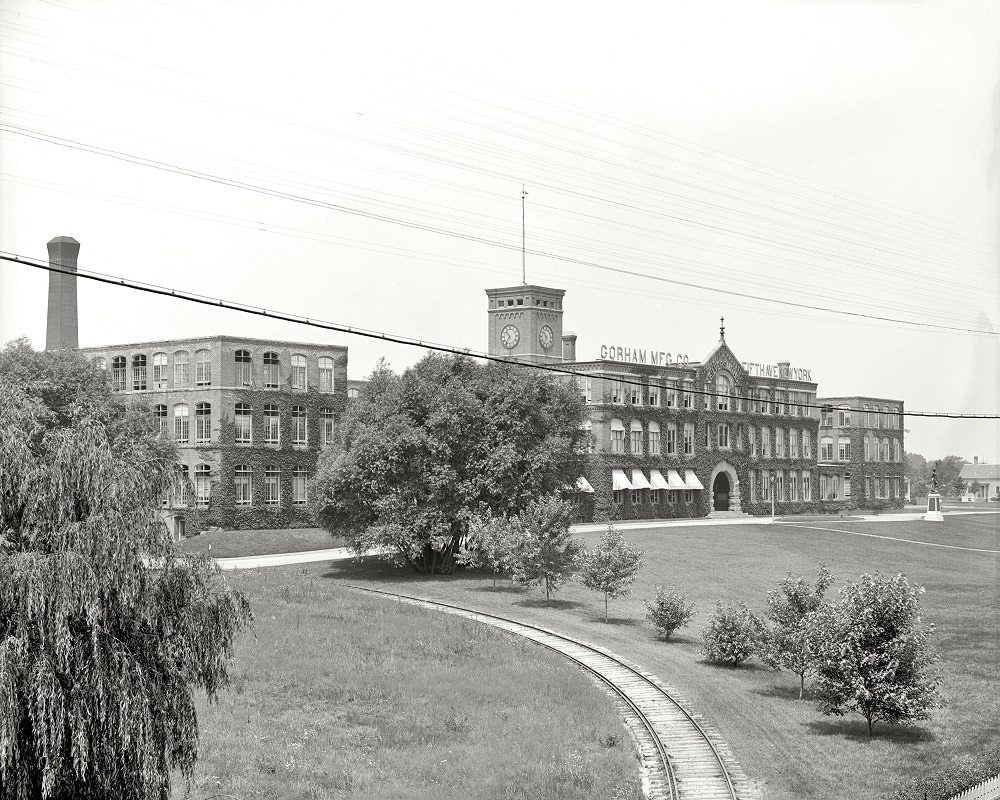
[0,341,252,800]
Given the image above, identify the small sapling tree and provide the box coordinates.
[645,587,696,640]
[576,525,643,622]
[509,494,582,604]
[700,602,767,666]
[763,563,834,699]
[805,572,942,736]
[456,512,518,589]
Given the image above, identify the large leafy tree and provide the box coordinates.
[314,354,588,574]
[805,572,942,736]
[0,341,251,800]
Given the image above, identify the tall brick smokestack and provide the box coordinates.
[45,236,80,350]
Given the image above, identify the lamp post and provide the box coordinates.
[770,474,776,522]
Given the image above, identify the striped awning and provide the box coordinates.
[684,470,705,490]
[630,469,651,490]
[576,476,595,493]
[649,469,670,491]
[611,468,633,491]
[666,469,687,490]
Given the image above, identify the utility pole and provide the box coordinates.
[521,185,528,285]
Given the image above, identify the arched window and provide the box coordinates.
[820,436,833,462]
[610,418,625,454]
[347,387,359,400]
[111,356,127,391]
[195,350,212,386]
[173,404,190,443]
[263,352,280,388]
[264,466,280,505]
[195,402,211,443]
[152,353,168,387]
[291,405,307,443]
[648,421,660,456]
[234,465,252,506]
[292,466,308,505]
[318,357,334,393]
[291,354,307,390]
[173,351,189,387]
[263,404,280,443]
[235,402,252,444]
[153,404,167,436]
[630,420,643,455]
[320,407,335,446]
[132,354,147,390]
[716,374,731,411]
[235,349,252,387]
[194,464,211,507]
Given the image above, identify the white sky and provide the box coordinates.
[1,0,997,461]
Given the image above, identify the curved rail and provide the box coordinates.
[345,584,741,800]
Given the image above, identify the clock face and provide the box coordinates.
[539,325,554,350]
[500,324,520,349]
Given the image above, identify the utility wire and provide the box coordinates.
[1,124,996,338]
[3,252,997,420]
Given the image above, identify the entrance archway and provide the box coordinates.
[712,472,730,512]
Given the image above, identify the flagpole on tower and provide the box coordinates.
[521,184,528,285]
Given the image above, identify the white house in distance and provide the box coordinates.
[960,458,1000,500]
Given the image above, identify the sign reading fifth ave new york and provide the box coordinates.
[599,344,812,382]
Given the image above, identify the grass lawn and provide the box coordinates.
[177,527,346,558]
[319,514,999,800]
[171,568,643,800]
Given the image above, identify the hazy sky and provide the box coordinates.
[1,0,997,461]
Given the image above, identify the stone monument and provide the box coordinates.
[924,466,943,522]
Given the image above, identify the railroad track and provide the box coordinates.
[345,585,744,800]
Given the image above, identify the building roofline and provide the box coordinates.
[77,334,349,352]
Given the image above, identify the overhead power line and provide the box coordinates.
[1,124,996,338]
[3,251,997,421]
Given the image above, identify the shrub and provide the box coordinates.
[699,602,767,666]
[644,587,696,640]
[884,744,1000,800]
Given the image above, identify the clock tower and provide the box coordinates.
[486,284,565,365]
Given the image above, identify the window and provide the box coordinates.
[890,406,899,429]
[802,471,811,500]
[682,381,693,409]
[684,489,694,503]
[838,405,851,427]
[863,404,870,427]
[718,423,730,449]
[881,407,890,429]
[648,386,659,406]
[802,430,811,458]
[175,465,189,506]
[319,357,334,392]
[893,439,901,462]
[292,406,307,444]
[773,390,783,416]
[111,356,127,391]
[321,407,335,446]
[263,352,280,388]
[292,467,307,505]
[630,421,643,455]
[610,380,624,404]
[665,382,676,407]
[263,404,280,444]
[174,404,189,444]
[174,352,189,387]
[153,404,168,436]
[235,465,252,506]
[666,424,677,455]
[761,426,771,457]
[195,464,211,507]
[631,489,641,504]
[195,350,212,386]
[748,426,757,457]
[838,438,851,462]
[821,405,833,427]
[864,436,871,461]
[611,419,625,454]
[790,428,799,458]
[775,428,785,457]
[235,403,252,444]
[866,475,873,498]
[651,489,662,504]
[347,387,359,399]
[580,377,592,404]
[291,354,307,390]
[630,384,642,405]
[790,469,799,501]
[776,470,785,501]
[716,375,731,411]
[234,349,252,387]
[195,402,211,443]
[264,466,280,505]
[152,353,167,387]
[132,355,147,390]
[820,437,833,462]
[762,470,772,501]
[612,490,623,505]
[683,423,694,455]
[649,421,660,456]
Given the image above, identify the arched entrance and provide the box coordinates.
[712,472,730,512]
